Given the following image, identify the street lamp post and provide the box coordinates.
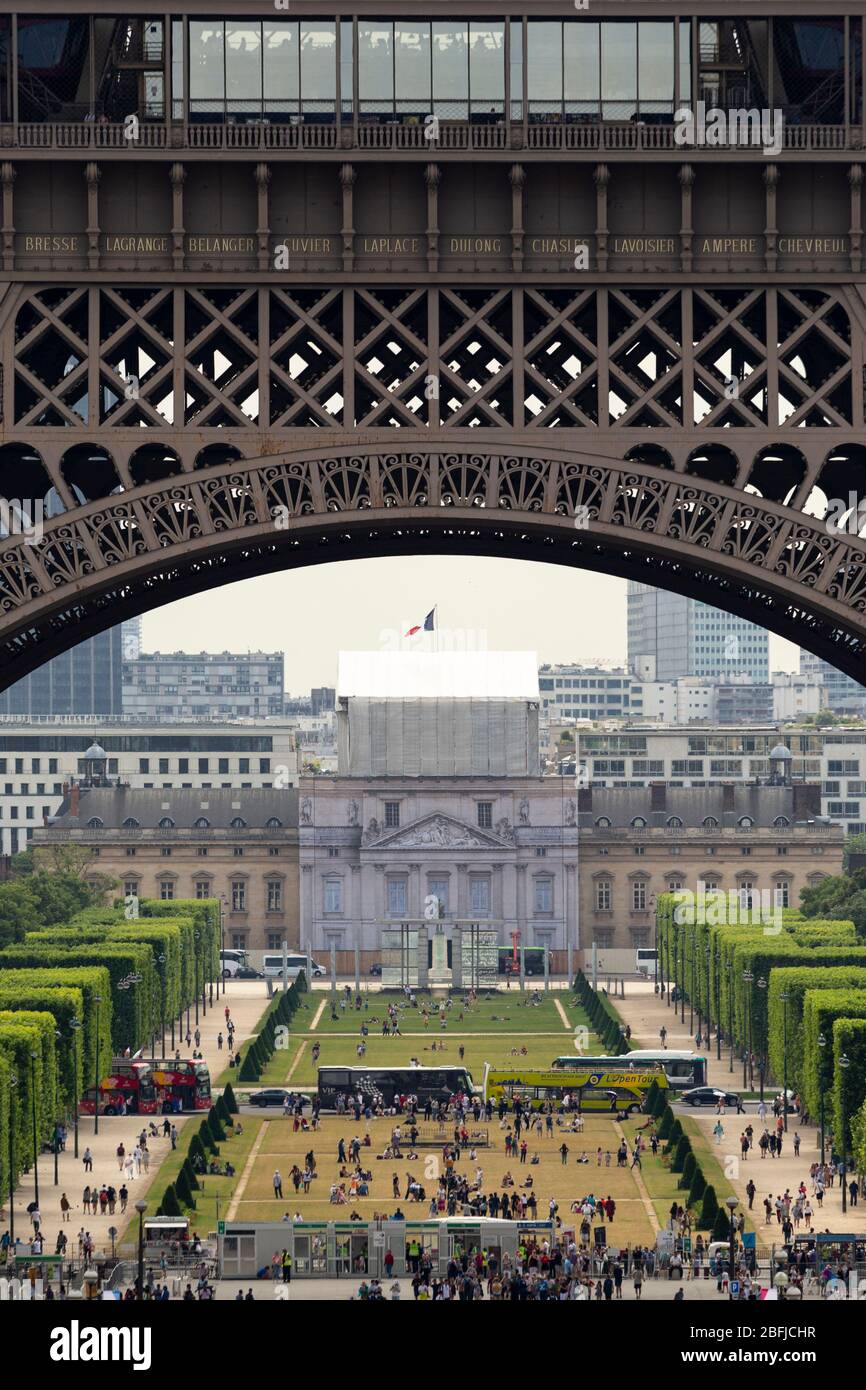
[756,976,767,1105]
[817,1031,827,1165]
[742,969,753,1091]
[715,948,722,1062]
[94,995,102,1137]
[725,1196,738,1298]
[135,1199,148,1297]
[29,1051,40,1210]
[705,943,711,1051]
[726,960,734,1073]
[679,931,685,1025]
[8,1071,16,1244]
[194,928,201,1028]
[839,1051,850,1215]
[692,928,697,1039]
[70,1017,82,1159]
[779,991,790,1131]
[53,1029,62,1186]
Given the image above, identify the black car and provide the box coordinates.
[235,966,263,980]
[248,1088,290,1107]
[681,1086,741,1107]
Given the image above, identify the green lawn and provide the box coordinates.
[311,990,580,1036]
[133,1114,265,1238]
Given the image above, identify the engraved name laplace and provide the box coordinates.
[18,233,850,259]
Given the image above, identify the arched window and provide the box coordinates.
[595,816,612,829]
[773,815,790,828]
[266,816,282,828]
[738,816,754,829]
[194,817,210,829]
[702,815,719,829]
[667,815,683,828]
[86,817,104,829]
[158,816,175,829]
[122,817,140,828]
[631,816,647,828]
[230,816,248,829]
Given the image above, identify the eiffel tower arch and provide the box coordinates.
[1,4,865,685]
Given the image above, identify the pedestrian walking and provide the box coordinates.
[82,1147,93,1172]
[273,1169,283,1199]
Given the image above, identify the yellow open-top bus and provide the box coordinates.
[482,1064,668,1113]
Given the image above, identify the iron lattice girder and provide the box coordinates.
[1,276,865,685]
[0,444,866,689]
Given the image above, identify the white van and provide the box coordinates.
[262,953,326,979]
[635,948,658,976]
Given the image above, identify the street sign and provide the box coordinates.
[217,1221,225,1235]
[372,1232,385,1248]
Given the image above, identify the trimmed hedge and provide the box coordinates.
[802,988,866,1118]
[768,966,866,1096]
[700,1184,719,1228]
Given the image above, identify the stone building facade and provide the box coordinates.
[33,787,300,957]
[299,776,579,960]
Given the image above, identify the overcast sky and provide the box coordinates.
[140,556,801,693]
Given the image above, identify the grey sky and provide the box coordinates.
[140,556,801,693]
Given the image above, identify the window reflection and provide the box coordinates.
[188,19,335,122]
[178,15,679,126]
[527,19,675,123]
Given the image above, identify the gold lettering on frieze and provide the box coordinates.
[103,235,170,254]
[276,236,333,255]
[448,237,503,255]
[22,235,83,253]
[361,237,421,255]
[777,236,847,255]
[700,237,759,255]
[186,236,256,254]
[612,237,676,255]
[529,237,585,255]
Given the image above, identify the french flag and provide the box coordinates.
[405,609,436,637]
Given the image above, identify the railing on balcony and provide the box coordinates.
[1,119,859,154]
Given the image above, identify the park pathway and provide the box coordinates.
[1,979,269,1253]
[611,979,866,1249]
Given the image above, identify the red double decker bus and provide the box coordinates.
[80,1060,157,1116]
[151,1059,212,1112]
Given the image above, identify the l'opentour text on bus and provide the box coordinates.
[550,1050,707,1090]
[79,1057,211,1115]
[483,1065,668,1112]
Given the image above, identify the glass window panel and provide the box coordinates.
[470,877,490,915]
[602,21,637,100]
[301,22,336,100]
[510,18,523,118]
[171,18,184,119]
[388,879,407,916]
[340,19,353,111]
[432,23,469,100]
[469,23,505,101]
[264,22,298,106]
[225,24,261,114]
[527,22,563,102]
[359,22,394,104]
[639,21,674,103]
[564,21,600,103]
[395,23,431,101]
[189,22,225,101]
[679,19,692,106]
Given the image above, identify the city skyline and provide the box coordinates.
[138,558,803,693]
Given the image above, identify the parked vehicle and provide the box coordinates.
[680,1086,741,1107]
[248,1088,291,1107]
